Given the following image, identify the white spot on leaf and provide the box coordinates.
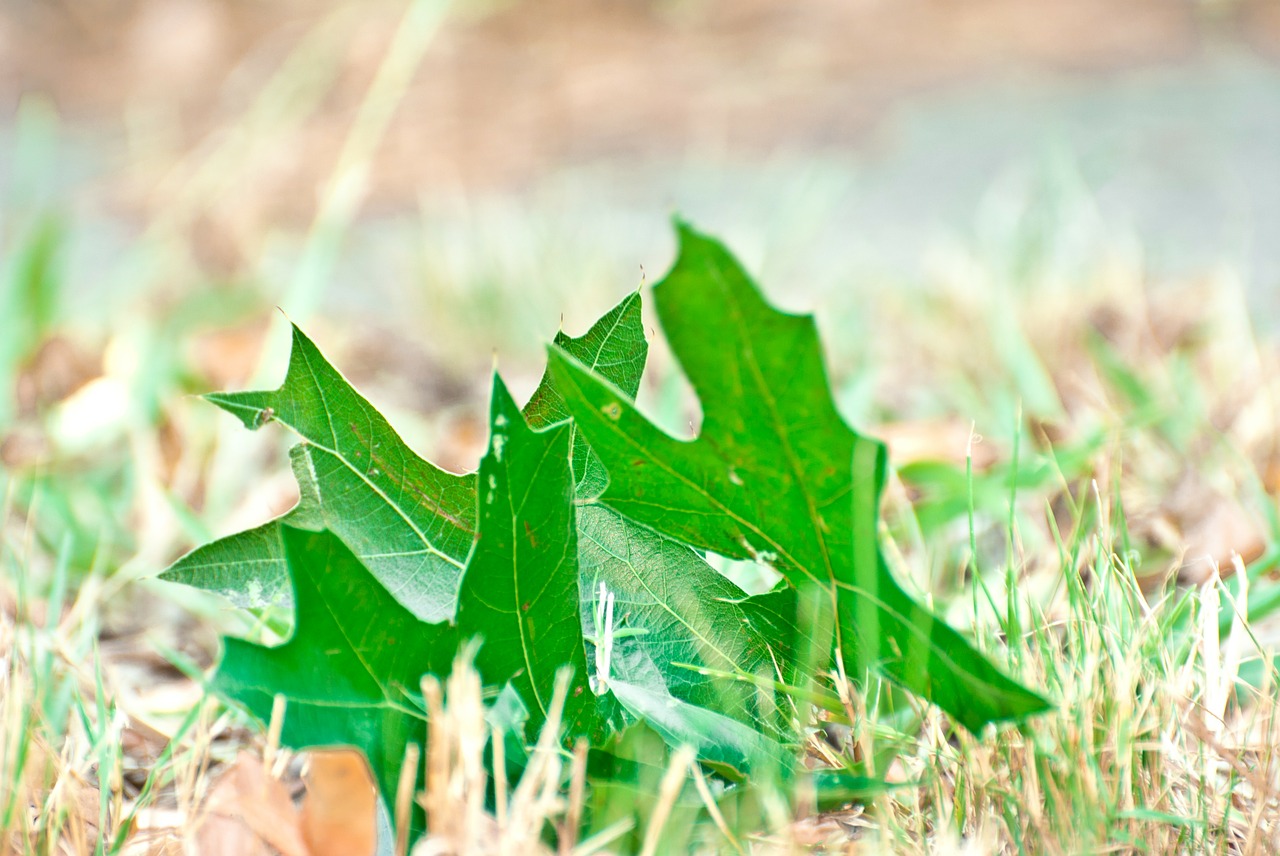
[739,537,778,566]
[590,581,617,694]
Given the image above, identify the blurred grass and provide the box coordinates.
[3,1,1280,851]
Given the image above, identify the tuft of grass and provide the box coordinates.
[860,501,1280,852]
[0,512,222,854]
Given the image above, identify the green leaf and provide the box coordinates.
[455,376,594,737]
[486,681,532,772]
[811,770,895,811]
[165,291,647,615]
[584,721,706,853]
[608,679,790,778]
[160,444,323,608]
[200,324,476,623]
[525,290,648,497]
[160,519,291,609]
[579,503,784,730]
[215,374,596,837]
[547,221,1049,731]
[215,525,454,812]
[167,295,647,741]
[525,292,790,735]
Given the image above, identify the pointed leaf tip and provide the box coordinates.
[488,372,520,421]
[670,214,700,241]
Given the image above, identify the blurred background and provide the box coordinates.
[4,0,1280,381]
[3,0,1280,621]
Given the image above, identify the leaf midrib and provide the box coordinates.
[704,260,841,588]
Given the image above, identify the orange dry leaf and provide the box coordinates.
[189,321,269,390]
[299,749,379,856]
[125,809,190,856]
[1177,500,1266,585]
[877,419,999,470]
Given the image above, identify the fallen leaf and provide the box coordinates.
[299,750,380,856]
[195,751,308,856]
[121,716,171,767]
[1178,500,1266,585]
[189,321,268,391]
[876,419,999,470]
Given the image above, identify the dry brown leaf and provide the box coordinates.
[877,419,999,470]
[124,809,191,856]
[1122,463,1268,590]
[14,335,100,417]
[299,749,379,856]
[195,750,309,856]
[189,322,268,390]
[121,716,172,767]
[1178,500,1266,585]
[191,812,269,856]
[434,411,489,478]
[788,810,868,848]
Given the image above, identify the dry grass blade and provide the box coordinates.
[415,650,572,856]
[558,739,587,856]
[638,747,693,856]
[397,742,422,856]
[689,763,744,856]
[0,554,220,855]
